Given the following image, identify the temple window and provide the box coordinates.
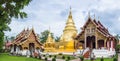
[86,29,90,33]
[24,47,28,49]
[36,47,39,49]
[91,28,95,33]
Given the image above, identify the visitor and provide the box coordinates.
[34,50,38,58]
[91,53,95,61]
[73,52,76,56]
[46,52,49,57]
[26,50,30,58]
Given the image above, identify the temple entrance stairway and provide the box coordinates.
[82,48,116,58]
[82,48,90,58]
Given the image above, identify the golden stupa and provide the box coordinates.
[44,30,56,52]
[57,7,77,52]
[43,8,77,52]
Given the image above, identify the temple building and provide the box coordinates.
[76,16,116,51]
[9,8,116,58]
[11,28,42,55]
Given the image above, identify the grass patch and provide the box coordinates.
[85,58,114,61]
[0,53,43,61]
[56,54,76,60]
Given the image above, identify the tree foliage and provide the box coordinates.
[55,36,60,42]
[0,0,31,51]
[115,34,120,44]
[4,36,15,41]
[39,30,61,43]
[40,30,54,43]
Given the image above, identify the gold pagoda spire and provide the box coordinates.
[63,7,77,32]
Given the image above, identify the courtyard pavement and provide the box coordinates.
[118,53,120,61]
[70,58,80,61]
[54,58,80,61]
[46,58,80,61]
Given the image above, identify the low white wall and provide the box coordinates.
[92,49,116,58]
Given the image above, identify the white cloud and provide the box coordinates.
[5,0,120,37]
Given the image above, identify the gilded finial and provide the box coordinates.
[70,6,71,11]
[69,6,72,15]
[94,14,95,19]
[32,25,34,29]
[88,11,90,18]
[27,27,29,31]
[98,16,100,21]
[23,27,25,31]
[48,26,51,32]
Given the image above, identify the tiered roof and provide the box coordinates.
[12,28,41,45]
[76,16,113,39]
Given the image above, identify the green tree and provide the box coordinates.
[40,30,54,43]
[4,36,9,41]
[115,34,120,45]
[9,36,15,41]
[55,36,60,42]
[4,36,15,41]
[0,0,31,51]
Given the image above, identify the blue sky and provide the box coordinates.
[5,0,120,37]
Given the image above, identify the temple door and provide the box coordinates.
[14,44,17,52]
[29,43,35,55]
[98,40,104,49]
[86,36,91,48]
[91,36,96,49]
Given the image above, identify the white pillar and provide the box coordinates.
[11,46,14,53]
[95,30,97,49]
[85,30,86,48]
[107,41,109,50]
[111,41,113,51]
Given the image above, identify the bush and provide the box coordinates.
[67,56,70,60]
[66,59,69,61]
[49,55,52,58]
[0,49,3,53]
[45,57,47,61]
[39,56,41,59]
[115,44,120,53]
[54,55,56,58]
[52,58,56,61]
[113,58,117,61]
[62,55,65,59]
[79,56,84,61]
[58,53,63,55]
[43,55,45,57]
[100,57,104,61]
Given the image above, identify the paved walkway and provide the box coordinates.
[41,56,81,61]
[70,58,80,61]
[56,59,65,61]
[118,53,120,61]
